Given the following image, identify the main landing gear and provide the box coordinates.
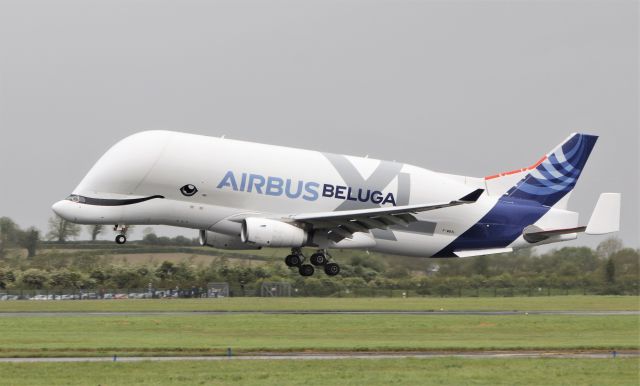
[114,225,128,244]
[285,248,340,277]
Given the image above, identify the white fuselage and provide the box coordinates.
[52,131,580,257]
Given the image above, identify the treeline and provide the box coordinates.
[1,216,638,295]
[0,238,638,295]
[0,216,199,258]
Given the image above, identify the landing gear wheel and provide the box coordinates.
[324,263,340,276]
[115,235,127,245]
[298,264,315,277]
[285,254,301,267]
[310,252,327,266]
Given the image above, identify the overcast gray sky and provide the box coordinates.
[0,0,638,249]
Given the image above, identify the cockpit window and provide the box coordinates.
[64,194,164,206]
[66,195,85,203]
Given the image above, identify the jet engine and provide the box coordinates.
[240,217,307,247]
[199,230,261,250]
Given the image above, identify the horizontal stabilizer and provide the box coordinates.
[586,193,621,234]
[454,247,513,258]
[522,192,621,243]
[523,225,585,243]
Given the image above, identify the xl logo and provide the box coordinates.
[322,153,411,210]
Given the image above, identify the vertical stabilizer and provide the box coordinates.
[503,133,598,207]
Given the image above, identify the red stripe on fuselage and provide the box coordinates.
[484,155,548,180]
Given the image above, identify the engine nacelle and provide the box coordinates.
[199,230,261,250]
[240,217,307,247]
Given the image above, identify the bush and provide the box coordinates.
[20,269,49,289]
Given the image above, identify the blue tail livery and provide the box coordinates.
[504,133,598,207]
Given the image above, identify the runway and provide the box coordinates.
[0,310,637,317]
[0,350,636,363]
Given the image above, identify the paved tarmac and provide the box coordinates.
[0,310,637,317]
[0,351,637,363]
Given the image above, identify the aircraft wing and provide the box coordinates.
[289,189,484,242]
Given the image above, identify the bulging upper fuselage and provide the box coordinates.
[52,130,585,257]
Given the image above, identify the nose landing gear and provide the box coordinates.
[113,225,128,245]
[283,248,340,277]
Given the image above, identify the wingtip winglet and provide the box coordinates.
[459,189,484,203]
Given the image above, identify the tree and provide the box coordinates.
[605,258,616,284]
[597,237,623,259]
[20,269,49,289]
[49,270,84,289]
[0,269,16,289]
[109,266,143,288]
[46,215,81,243]
[88,225,104,241]
[172,235,193,246]
[155,261,177,280]
[472,255,489,276]
[142,232,159,244]
[89,268,109,285]
[19,227,40,257]
[0,217,19,257]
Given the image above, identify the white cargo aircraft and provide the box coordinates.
[52,131,620,276]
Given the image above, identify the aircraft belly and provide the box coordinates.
[121,199,243,230]
[371,230,456,258]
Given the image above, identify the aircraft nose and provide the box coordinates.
[51,200,72,220]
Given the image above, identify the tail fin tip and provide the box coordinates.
[504,132,598,206]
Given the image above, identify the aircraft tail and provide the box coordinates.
[497,133,598,207]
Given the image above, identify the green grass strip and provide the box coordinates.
[0,295,638,313]
[0,358,638,385]
[0,314,637,357]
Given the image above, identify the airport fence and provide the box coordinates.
[0,288,209,301]
[0,285,630,300]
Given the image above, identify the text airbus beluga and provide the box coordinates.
[52,131,621,277]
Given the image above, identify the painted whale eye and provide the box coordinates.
[180,184,198,197]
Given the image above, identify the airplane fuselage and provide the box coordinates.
[53,130,581,258]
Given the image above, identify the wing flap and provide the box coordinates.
[291,189,484,222]
[290,189,484,242]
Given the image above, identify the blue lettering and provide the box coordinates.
[248,174,266,193]
[217,171,238,191]
[382,193,396,206]
[266,177,284,196]
[303,182,320,201]
[239,172,247,191]
[358,189,371,202]
[371,191,383,204]
[322,184,334,198]
[216,171,396,205]
[346,187,358,201]
[285,179,303,199]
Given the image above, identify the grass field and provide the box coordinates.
[0,313,637,357]
[0,295,638,313]
[0,358,638,385]
[0,296,638,385]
